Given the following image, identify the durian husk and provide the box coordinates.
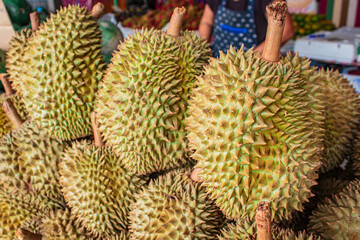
[20,5,106,141]
[308,179,360,240]
[40,208,95,240]
[352,136,360,177]
[59,140,144,238]
[6,29,33,92]
[95,28,211,175]
[128,168,224,239]
[186,46,322,221]
[0,121,66,205]
[218,217,322,240]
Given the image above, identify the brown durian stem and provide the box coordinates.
[91,112,104,147]
[0,74,15,96]
[167,7,186,37]
[261,0,287,62]
[190,168,202,182]
[30,12,40,31]
[91,3,105,19]
[256,202,272,240]
[2,98,24,129]
[16,228,42,240]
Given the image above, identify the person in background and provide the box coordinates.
[199,0,294,57]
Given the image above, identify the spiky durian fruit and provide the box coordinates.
[0,94,28,138]
[129,168,224,240]
[41,208,95,240]
[308,179,360,240]
[218,217,321,240]
[105,232,131,240]
[6,28,32,91]
[315,69,360,172]
[186,46,322,221]
[20,5,105,140]
[352,136,360,176]
[0,188,49,239]
[95,27,211,175]
[60,140,144,238]
[0,121,65,203]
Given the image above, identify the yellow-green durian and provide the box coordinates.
[308,179,360,240]
[20,5,105,140]
[59,140,144,238]
[0,188,51,239]
[0,94,28,138]
[6,28,32,91]
[0,121,65,203]
[40,208,95,240]
[129,168,224,240]
[218,217,321,240]
[186,46,322,221]
[95,28,211,175]
[352,136,360,177]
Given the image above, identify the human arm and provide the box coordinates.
[199,4,215,42]
[255,10,294,53]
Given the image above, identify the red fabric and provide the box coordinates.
[318,0,327,14]
[356,1,360,27]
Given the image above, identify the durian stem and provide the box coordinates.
[91,112,104,147]
[261,0,287,63]
[16,228,42,240]
[0,74,15,96]
[2,98,24,129]
[190,168,202,182]
[91,3,105,19]
[256,202,272,240]
[30,12,40,31]
[167,7,186,37]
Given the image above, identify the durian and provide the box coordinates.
[59,139,145,237]
[218,218,321,240]
[6,28,32,91]
[308,179,360,240]
[95,7,211,175]
[0,121,66,204]
[351,136,360,177]
[40,208,95,240]
[19,5,106,140]
[128,168,224,240]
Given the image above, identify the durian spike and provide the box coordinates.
[0,74,15,96]
[91,112,104,147]
[256,202,272,240]
[91,3,105,19]
[2,98,24,129]
[30,12,40,31]
[190,168,202,182]
[261,0,287,62]
[16,228,42,240]
[167,7,186,37]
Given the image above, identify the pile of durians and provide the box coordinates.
[0,1,359,240]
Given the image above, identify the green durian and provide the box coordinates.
[308,179,360,240]
[20,5,105,140]
[0,121,65,204]
[129,168,224,240]
[0,94,28,138]
[95,27,211,175]
[59,140,145,238]
[6,28,32,91]
[40,208,95,240]
[186,46,322,221]
[0,188,51,239]
[218,217,321,240]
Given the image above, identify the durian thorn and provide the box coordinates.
[91,112,104,147]
[2,98,24,129]
[256,201,272,240]
[16,228,42,240]
[190,168,202,183]
[167,7,186,37]
[0,74,15,96]
[261,0,287,63]
[30,11,40,31]
[91,3,105,19]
